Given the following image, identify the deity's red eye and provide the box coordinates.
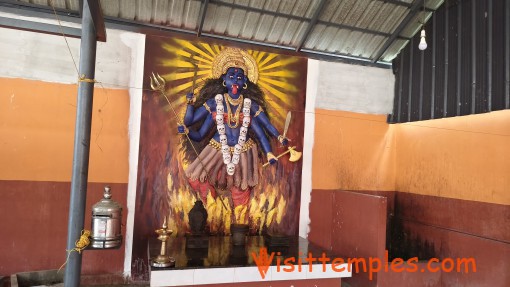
[235,69,238,72]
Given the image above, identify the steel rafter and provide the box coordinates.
[0,16,82,38]
[372,0,424,62]
[295,0,328,52]
[0,0,106,41]
[85,0,106,41]
[197,0,209,37]
[377,0,433,11]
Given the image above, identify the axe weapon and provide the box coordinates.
[262,146,302,168]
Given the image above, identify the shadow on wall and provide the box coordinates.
[388,205,436,261]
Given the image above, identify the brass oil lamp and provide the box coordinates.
[151,216,175,268]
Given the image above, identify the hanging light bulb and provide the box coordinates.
[418,0,427,50]
[418,28,427,50]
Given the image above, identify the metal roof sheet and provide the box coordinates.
[8,0,445,65]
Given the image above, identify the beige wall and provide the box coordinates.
[0,77,130,183]
[312,108,510,205]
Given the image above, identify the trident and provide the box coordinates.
[150,72,183,126]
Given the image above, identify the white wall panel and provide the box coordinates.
[316,60,395,114]
[0,12,136,89]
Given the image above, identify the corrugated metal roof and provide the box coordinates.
[8,0,445,65]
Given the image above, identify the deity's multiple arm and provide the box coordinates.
[182,94,209,126]
[254,111,287,144]
[251,104,289,145]
[182,105,206,126]
[248,118,271,154]
[186,116,214,142]
[250,103,288,164]
[253,109,278,137]
[178,96,214,141]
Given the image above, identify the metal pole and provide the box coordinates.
[456,0,462,116]
[408,37,414,122]
[64,1,97,286]
[397,54,404,123]
[431,12,436,119]
[443,7,448,117]
[419,40,424,121]
[487,0,492,112]
[506,0,510,109]
[471,0,476,114]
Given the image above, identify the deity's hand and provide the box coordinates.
[177,124,188,135]
[267,152,278,165]
[186,92,195,105]
[278,135,289,146]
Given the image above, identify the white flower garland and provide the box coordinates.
[215,94,251,175]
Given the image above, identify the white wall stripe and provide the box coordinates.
[299,59,319,238]
[123,32,146,277]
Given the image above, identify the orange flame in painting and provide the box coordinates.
[166,173,197,236]
[248,187,287,235]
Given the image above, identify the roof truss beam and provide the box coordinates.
[81,0,106,42]
[372,0,424,62]
[196,0,209,37]
[295,0,328,52]
[210,0,308,22]
[377,0,433,11]
[0,15,82,38]
[0,0,105,41]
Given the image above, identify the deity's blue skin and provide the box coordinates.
[224,67,246,96]
[178,67,287,164]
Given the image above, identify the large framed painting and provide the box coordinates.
[131,34,307,276]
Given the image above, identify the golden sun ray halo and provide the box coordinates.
[157,39,299,127]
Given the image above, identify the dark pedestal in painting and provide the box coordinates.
[186,201,209,249]
[263,232,290,247]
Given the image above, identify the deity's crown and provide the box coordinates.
[212,47,259,84]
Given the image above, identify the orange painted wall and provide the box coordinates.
[0,77,130,276]
[312,109,396,191]
[395,110,510,205]
[0,77,129,183]
[312,108,510,205]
